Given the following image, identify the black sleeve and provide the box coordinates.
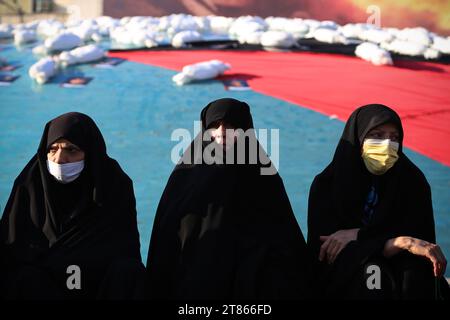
[307,175,343,260]
[399,173,435,243]
[1,182,30,256]
[0,182,29,296]
[113,173,142,261]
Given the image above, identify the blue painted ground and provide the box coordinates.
[1,44,449,276]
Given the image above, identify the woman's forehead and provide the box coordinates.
[215,120,232,125]
[50,138,78,147]
[209,120,234,127]
[369,122,399,132]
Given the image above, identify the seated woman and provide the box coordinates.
[146,98,311,299]
[0,112,146,299]
[307,104,448,299]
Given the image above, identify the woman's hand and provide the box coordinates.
[383,236,447,277]
[319,229,360,264]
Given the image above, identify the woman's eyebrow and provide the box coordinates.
[50,144,80,150]
[64,145,80,150]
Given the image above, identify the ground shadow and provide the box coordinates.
[393,59,447,73]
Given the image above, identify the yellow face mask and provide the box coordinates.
[362,139,399,175]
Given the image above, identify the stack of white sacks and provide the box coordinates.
[349,25,449,65]
[3,15,449,52]
[0,13,448,84]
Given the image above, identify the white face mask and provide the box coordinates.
[46,159,85,184]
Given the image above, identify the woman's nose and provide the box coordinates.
[384,134,398,141]
[53,150,68,164]
[218,125,226,133]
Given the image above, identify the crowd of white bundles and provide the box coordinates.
[0,14,449,84]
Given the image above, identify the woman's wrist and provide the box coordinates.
[383,236,411,257]
[394,236,412,252]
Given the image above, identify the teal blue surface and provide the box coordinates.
[1,44,449,276]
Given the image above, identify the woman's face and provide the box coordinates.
[209,120,238,149]
[47,138,85,163]
[364,123,400,143]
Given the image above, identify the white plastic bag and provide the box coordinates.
[29,57,58,84]
[172,60,231,85]
[58,44,105,66]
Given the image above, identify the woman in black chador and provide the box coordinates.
[0,112,146,299]
[146,98,311,299]
[307,104,448,299]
